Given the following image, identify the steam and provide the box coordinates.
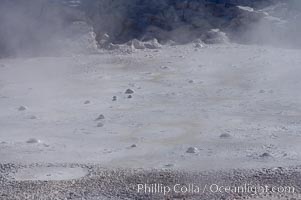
[0,0,60,56]
[1,0,301,58]
[0,0,88,57]
[80,0,301,47]
[235,1,301,48]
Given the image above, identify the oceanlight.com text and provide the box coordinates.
[137,183,296,195]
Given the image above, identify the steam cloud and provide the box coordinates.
[0,0,300,57]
